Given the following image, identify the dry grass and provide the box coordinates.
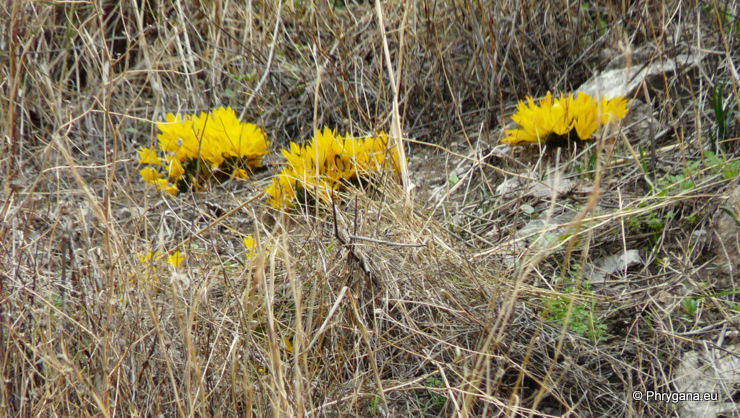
[2,0,740,416]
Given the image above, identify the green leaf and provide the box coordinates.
[719,206,740,227]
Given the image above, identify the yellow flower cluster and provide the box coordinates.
[502,92,628,145]
[265,128,401,209]
[138,250,183,269]
[138,107,270,194]
[128,250,183,288]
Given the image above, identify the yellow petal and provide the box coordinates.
[243,235,255,249]
[139,251,158,263]
[138,147,161,165]
[502,128,540,145]
[167,251,183,267]
[154,178,170,191]
[600,96,628,124]
[166,156,185,181]
[233,168,249,179]
[139,167,161,183]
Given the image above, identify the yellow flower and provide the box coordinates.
[243,235,255,249]
[149,108,272,198]
[243,235,257,259]
[166,156,185,181]
[138,251,159,273]
[569,93,601,140]
[139,251,158,264]
[504,97,552,145]
[156,107,269,174]
[600,96,628,124]
[266,171,298,209]
[210,107,270,163]
[139,166,161,184]
[233,168,249,179]
[348,133,400,177]
[167,251,183,268]
[154,178,169,191]
[183,110,223,168]
[503,92,574,144]
[266,128,401,209]
[143,176,176,196]
[502,92,628,145]
[281,128,346,205]
[134,251,160,287]
[157,113,200,161]
[138,147,161,165]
